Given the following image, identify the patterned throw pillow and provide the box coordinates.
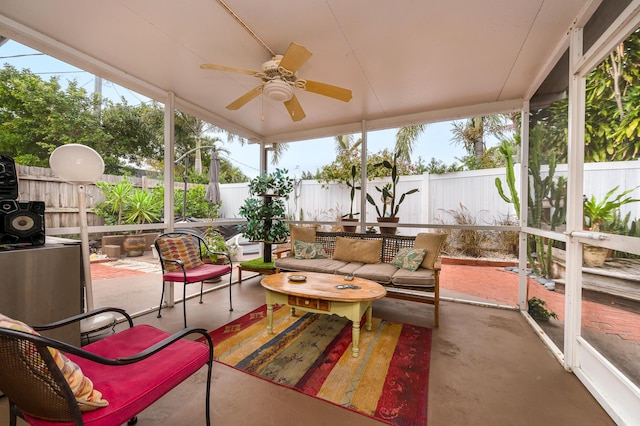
[156,235,204,272]
[289,225,317,252]
[294,240,327,259]
[391,247,428,271]
[0,314,109,412]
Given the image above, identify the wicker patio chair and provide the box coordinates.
[0,307,213,426]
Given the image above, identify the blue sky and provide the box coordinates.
[1,40,473,178]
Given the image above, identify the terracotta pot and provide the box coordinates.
[583,244,608,267]
[341,218,358,233]
[376,217,399,235]
[123,235,147,257]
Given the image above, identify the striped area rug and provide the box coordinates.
[207,305,432,425]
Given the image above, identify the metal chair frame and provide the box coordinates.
[0,307,214,426]
[155,232,233,327]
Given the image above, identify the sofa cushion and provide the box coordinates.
[391,267,436,288]
[335,262,365,276]
[413,233,447,270]
[391,247,427,271]
[290,225,317,251]
[294,240,327,259]
[333,237,382,264]
[275,257,348,274]
[352,263,398,284]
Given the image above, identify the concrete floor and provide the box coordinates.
[0,264,616,425]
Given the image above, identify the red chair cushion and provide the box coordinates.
[162,263,232,283]
[24,325,210,426]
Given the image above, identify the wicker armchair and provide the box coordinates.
[0,307,213,426]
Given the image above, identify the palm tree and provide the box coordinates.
[175,112,226,174]
[268,142,289,166]
[450,115,517,161]
[334,134,362,155]
[394,125,425,163]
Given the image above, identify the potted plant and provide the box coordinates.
[365,150,419,234]
[95,179,135,226]
[202,229,228,264]
[582,185,639,267]
[583,185,639,232]
[527,296,558,321]
[95,179,162,257]
[341,164,361,232]
[121,188,162,256]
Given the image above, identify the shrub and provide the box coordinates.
[441,203,487,258]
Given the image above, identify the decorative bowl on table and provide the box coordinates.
[288,275,307,282]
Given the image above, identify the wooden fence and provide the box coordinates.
[16,165,169,229]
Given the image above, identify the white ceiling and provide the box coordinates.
[0,0,590,145]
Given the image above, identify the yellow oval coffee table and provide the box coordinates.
[260,271,386,357]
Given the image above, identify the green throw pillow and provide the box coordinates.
[391,247,428,271]
[294,240,327,259]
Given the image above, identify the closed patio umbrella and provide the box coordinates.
[205,150,221,204]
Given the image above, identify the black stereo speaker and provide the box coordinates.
[0,155,19,200]
[0,200,46,246]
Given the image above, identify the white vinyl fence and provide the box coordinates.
[217,161,640,234]
[16,161,640,235]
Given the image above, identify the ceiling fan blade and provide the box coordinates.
[200,63,260,77]
[303,79,353,102]
[226,86,263,110]
[284,94,306,122]
[278,42,312,73]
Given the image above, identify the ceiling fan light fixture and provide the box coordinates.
[263,80,293,102]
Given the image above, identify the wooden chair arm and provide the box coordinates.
[272,246,291,259]
[433,258,442,271]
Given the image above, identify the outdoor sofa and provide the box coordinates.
[274,227,447,326]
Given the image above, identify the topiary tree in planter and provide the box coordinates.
[238,169,294,262]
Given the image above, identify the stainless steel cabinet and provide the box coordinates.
[0,243,82,345]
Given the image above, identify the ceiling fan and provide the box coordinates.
[200,42,352,122]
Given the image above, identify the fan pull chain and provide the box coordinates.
[261,91,265,121]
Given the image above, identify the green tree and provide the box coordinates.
[534,29,640,162]
[416,157,462,174]
[218,156,250,183]
[585,29,640,161]
[0,65,108,165]
[98,100,164,174]
[316,148,419,186]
